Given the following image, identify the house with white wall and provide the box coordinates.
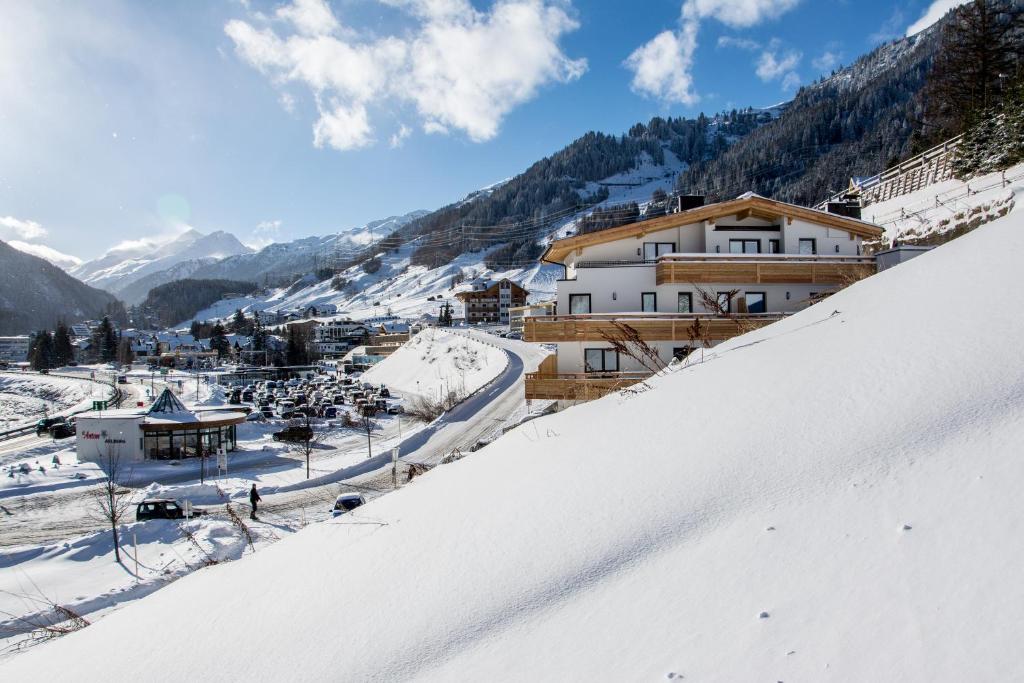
[525,193,883,403]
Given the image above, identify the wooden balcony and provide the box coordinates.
[523,313,784,343]
[525,372,651,401]
[656,254,876,286]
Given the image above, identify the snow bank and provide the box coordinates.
[0,373,94,429]
[360,328,507,401]
[4,202,1024,679]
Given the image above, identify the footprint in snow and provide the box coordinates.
[902,524,912,531]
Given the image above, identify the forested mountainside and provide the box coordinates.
[0,240,125,335]
[139,278,258,328]
[352,109,778,271]
[678,30,939,204]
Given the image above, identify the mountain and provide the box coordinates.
[0,240,122,335]
[7,174,1024,680]
[71,229,252,302]
[140,278,259,328]
[180,211,429,287]
[7,240,83,271]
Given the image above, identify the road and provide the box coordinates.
[0,333,550,547]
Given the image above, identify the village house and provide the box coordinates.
[455,278,529,325]
[525,193,883,404]
[313,318,371,358]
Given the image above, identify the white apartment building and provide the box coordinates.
[313,319,370,357]
[0,336,31,363]
[525,193,883,403]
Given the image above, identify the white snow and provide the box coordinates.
[8,162,1024,679]
[360,329,507,401]
[0,373,97,431]
[865,161,1024,242]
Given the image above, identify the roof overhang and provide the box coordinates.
[541,194,884,264]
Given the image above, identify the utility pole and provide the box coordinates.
[392,414,402,489]
[364,413,373,460]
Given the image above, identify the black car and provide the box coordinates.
[136,499,205,521]
[48,422,75,439]
[36,416,65,436]
[272,425,314,442]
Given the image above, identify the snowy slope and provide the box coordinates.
[5,178,1023,678]
[360,329,507,400]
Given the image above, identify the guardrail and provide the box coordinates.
[0,370,122,442]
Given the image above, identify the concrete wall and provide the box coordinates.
[76,415,145,463]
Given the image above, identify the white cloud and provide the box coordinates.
[0,215,47,241]
[716,35,760,51]
[811,50,840,73]
[390,124,412,148]
[226,0,586,150]
[906,0,970,36]
[276,0,340,36]
[625,0,800,105]
[756,46,801,81]
[625,27,698,106]
[8,240,82,270]
[869,7,905,45]
[247,219,282,250]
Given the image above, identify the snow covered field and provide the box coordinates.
[360,328,507,401]
[3,180,1021,679]
[0,373,98,430]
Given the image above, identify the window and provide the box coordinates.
[584,348,618,373]
[569,294,591,314]
[799,238,817,255]
[643,242,676,260]
[641,292,657,312]
[677,292,693,314]
[729,239,761,254]
[745,292,766,313]
[716,292,732,313]
[672,346,694,361]
[768,239,781,253]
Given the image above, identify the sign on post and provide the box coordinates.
[217,448,228,474]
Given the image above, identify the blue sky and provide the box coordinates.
[0,0,965,262]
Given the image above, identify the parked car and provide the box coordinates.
[331,493,366,516]
[136,499,205,521]
[272,424,313,442]
[378,385,391,398]
[260,407,275,419]
[245,411,265,422]
[386,404,403,415]
[321,405,338,419]
[116,375,128,384]
[36,416,65,436]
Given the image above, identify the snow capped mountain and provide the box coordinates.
[8,175,1024,680]
[7,240,83,271]
[70,228,252,299]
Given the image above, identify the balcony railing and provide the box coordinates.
[523,313,784,343]
[524,371,651,401]
[656,253,876,286]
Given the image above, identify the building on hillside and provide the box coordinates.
[525,193,883,404]
[875,245,934,271]
[0,336,31,363]
[455,278,529,325]
[508,301,556,334]
[313,319,370,358]
[76,388,246,463]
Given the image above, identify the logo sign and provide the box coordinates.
[81,431,101,440]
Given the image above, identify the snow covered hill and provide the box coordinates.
[361,328,507,401]
[5,167,1023,679]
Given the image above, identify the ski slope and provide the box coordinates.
[5,191,1024,680]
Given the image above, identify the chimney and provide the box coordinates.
[826,201,861,220]
[676,195,705,212]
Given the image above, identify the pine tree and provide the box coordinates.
[53,321,74,367]
[92,317,118,363]
[29,330,56,370]
[117,337,135,366]
[209,323,230,358]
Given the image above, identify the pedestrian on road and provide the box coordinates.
[249,483,261,520]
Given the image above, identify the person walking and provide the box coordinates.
[249,483,262,520]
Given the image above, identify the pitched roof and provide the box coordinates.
[542,194,884,264]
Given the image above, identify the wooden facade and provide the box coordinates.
[655,256,876,286]
[524,372,650,401]
[523,314,783,344]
